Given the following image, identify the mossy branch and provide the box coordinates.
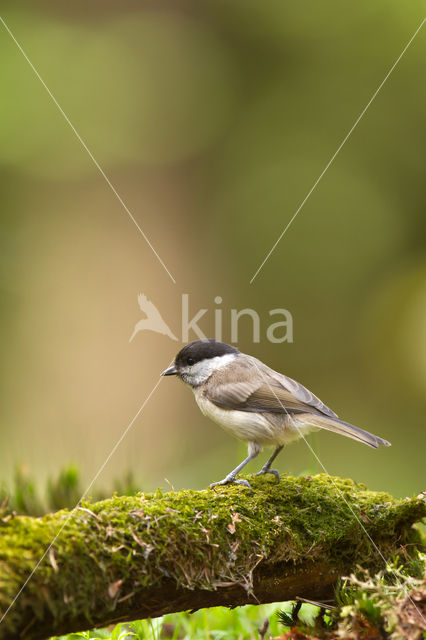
[0,474,424,640]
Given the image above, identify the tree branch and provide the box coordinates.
[0,474,424,640]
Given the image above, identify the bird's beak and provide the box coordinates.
[161,364,178,376]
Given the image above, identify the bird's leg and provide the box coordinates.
[255,445,283,482]
[210,443,261,490]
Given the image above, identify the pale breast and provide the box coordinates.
[193,388,315,446]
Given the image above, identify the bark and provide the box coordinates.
[0,474,424,640]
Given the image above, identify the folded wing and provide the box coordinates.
[209,355,337,418]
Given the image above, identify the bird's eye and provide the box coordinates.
[187,357,195,365]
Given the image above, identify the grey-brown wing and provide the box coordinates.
[209,356,338,419]
[211,383,317,414]
[251,356,338,419]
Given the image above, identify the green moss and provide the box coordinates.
[0,474,424,640]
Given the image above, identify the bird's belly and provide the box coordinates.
[194,392,312,445]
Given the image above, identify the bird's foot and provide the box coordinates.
[209,475,252,490]
[255,467,280,482]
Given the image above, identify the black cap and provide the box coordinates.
[175,339,239,368]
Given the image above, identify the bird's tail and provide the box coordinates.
[295,413,391,449]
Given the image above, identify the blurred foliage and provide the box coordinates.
[0,12,239,176]
[48,601,293,639]
[0,465,141,516]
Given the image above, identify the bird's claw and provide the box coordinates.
[209,476,252,490]
[255,467,280,482]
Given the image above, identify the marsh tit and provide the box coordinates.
[161,339,390,490]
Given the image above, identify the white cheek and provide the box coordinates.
[181,354,236,386]
[181,361,212,386]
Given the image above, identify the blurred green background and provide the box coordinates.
[1,1,425,501]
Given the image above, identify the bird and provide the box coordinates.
[161,339,390,489]
[129,294,178,343]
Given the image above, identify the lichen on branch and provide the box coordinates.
[0,474,424,640]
